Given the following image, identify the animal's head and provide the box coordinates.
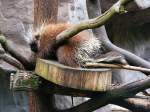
[30,33,40,53]
[30,23,70,58]
[30,24,46,53]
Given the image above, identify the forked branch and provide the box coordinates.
[55,0,150,69]
[56,0,133,45]
[58,76,150,112]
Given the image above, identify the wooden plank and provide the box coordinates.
[35,59,112,92]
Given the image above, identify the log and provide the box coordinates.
[35,59,112,92]
[113,97,150,112]
[34,0,58,28]
[85,62,150,74]
[0,35,34,70]
[59,76,150,112]
[0,53,24,70]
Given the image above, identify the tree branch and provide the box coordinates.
[84,62,150,74]
[56,0,133,45]
[55,0,150,70]
[0,35,35,70]
[102,40,150,70]
[0,53,24,70]
[113,97,150,112]
[57,76,150,112]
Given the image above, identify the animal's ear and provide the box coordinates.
[35,34,40,40]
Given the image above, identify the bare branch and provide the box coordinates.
[113,97,150,112]
[0,53,24,70]
[103,41,150,72]
[58,76,150,112]
[56,0,133,45]
[55,0,150,70]
[0,35,35,70]
[84,62,150,74]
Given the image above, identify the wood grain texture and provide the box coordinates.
[34,0,58,28]
[35,59,112,91]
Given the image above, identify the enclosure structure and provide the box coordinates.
[35,59,112,93]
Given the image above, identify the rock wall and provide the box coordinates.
[0,0,34,71]
[0,0,33,43]
[0,0,33,112]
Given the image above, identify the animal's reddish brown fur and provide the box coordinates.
[37,23,91,67]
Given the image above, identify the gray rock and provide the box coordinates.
[112,69,147,84]
[0,71,29,112]
[95,104,131,112]
[54,95,88,110]
[54,95,73,109]
[135,0,150,9]
[0,0,33,111]
[0,0,34,68]
[0,0,33,43]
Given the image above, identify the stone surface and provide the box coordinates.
[54,95,88,110]
[54,95,73,109]
[0,0,34,67]
[112,69,147,84]
[0,72,29,112]
[95,104,131,112]
[135,0,150,9]
[0,0,33,43]
[0,0,33,112]
[100,0,150,85]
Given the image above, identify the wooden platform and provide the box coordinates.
[35,59,112,92]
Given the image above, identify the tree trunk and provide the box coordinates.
[34,0,58,28]
[29,0,59,111]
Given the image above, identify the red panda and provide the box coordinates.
[31,23,102,67]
